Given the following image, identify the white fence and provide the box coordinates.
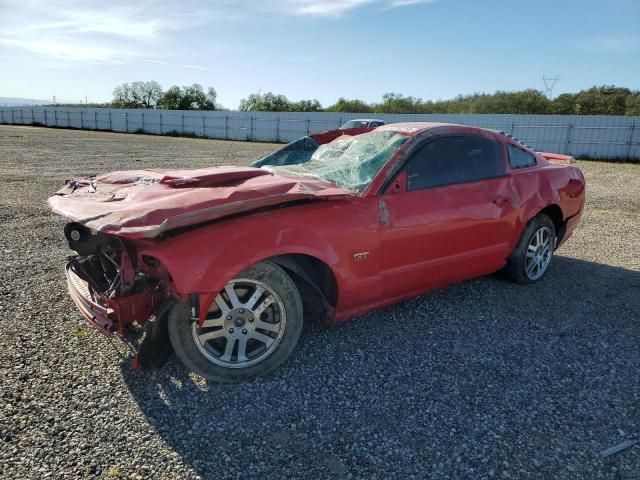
[1,107,638,160]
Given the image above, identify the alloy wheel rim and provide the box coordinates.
[525,226,553,280]
[191,278,286,368]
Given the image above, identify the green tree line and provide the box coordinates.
[111,81,218,110]
[109,82,640,115]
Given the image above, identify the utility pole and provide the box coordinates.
[542,75,560,99]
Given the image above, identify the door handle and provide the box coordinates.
[492,195,511,207]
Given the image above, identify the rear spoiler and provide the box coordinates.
[538,152,576,164]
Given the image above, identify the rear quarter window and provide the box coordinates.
[508,144,537,169]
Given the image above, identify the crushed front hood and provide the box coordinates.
[48,166,355,239]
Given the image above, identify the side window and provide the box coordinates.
[508,144,536,169]
[406,135,504,191]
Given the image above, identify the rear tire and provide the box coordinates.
[168,261,303,382]
[504,214,556,284]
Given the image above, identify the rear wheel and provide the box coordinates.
[504,214,556,284]
[168,261,303,382]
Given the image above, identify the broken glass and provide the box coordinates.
[251,136,320,168]
[264,130,409,193]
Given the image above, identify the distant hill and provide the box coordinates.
[0,97,51,107]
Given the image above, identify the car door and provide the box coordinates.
[379,134,517,299]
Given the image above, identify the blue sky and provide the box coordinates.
[0,0,638,107]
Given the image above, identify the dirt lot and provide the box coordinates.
[1,125,639,479]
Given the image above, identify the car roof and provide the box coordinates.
[345,118,384,122]
[376,122,493,137]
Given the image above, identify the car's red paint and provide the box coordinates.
[49,167,355,239]
[51,122,585,333]
[310,126,374,145]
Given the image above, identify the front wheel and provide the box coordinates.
[504,214,556,284]
[168,261,303,382]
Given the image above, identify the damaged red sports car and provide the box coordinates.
[49,123,585,382]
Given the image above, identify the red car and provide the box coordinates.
[49,123,585,382]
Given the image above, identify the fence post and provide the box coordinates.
[202,114,206,137]
[141,112,145,133]
[564,124,573,155]
[626,121,635,160]
[94,111,97,129]
[306,118,310,135]
[181,113,184,134]
[54,109,57,126]
[338,117,343,128]
[125,111,129,132]
[80,110,84,128]
[159,111,163,134]
[109,111,112,131]
[20,110,24,124]
[276,118,280,142]
[10,109,14,123]
[66,110,70,127]
[250,116,254,141]
[43,109,47,126]
[225,115,229,140]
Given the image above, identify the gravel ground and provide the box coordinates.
[1,125,639,479]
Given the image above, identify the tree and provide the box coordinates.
[550,93,577,115]
[625,93,640,116]
[574,86,630,115]
[291,99,323,112]
[326,98,373,113]
[157,84,217,110]
[374,93,424,114]
[111,81,162,108]
[239,92,291,112]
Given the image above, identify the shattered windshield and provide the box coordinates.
[250,136,319,168]
[265,130,409,193]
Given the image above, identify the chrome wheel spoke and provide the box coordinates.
[253,295,275,317]
[255,319,279,333]
[250,331,275,346]
[224,284,242,308]
[237,337,248,362]
[245,286,265,310]
[198,329,225,342]
[214,294,232,316]
[220,337,236,362]
[201,317,225,328]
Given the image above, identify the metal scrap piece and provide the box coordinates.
[600,439,639,458]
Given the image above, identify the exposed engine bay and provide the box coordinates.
[63,222,173,368]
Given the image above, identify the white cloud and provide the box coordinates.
[141,59,208,71]
[281,0,375,17]
[0,0,436,66]
[0,38,126,63]
[388,0,433,7]
[272,0,434,16]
